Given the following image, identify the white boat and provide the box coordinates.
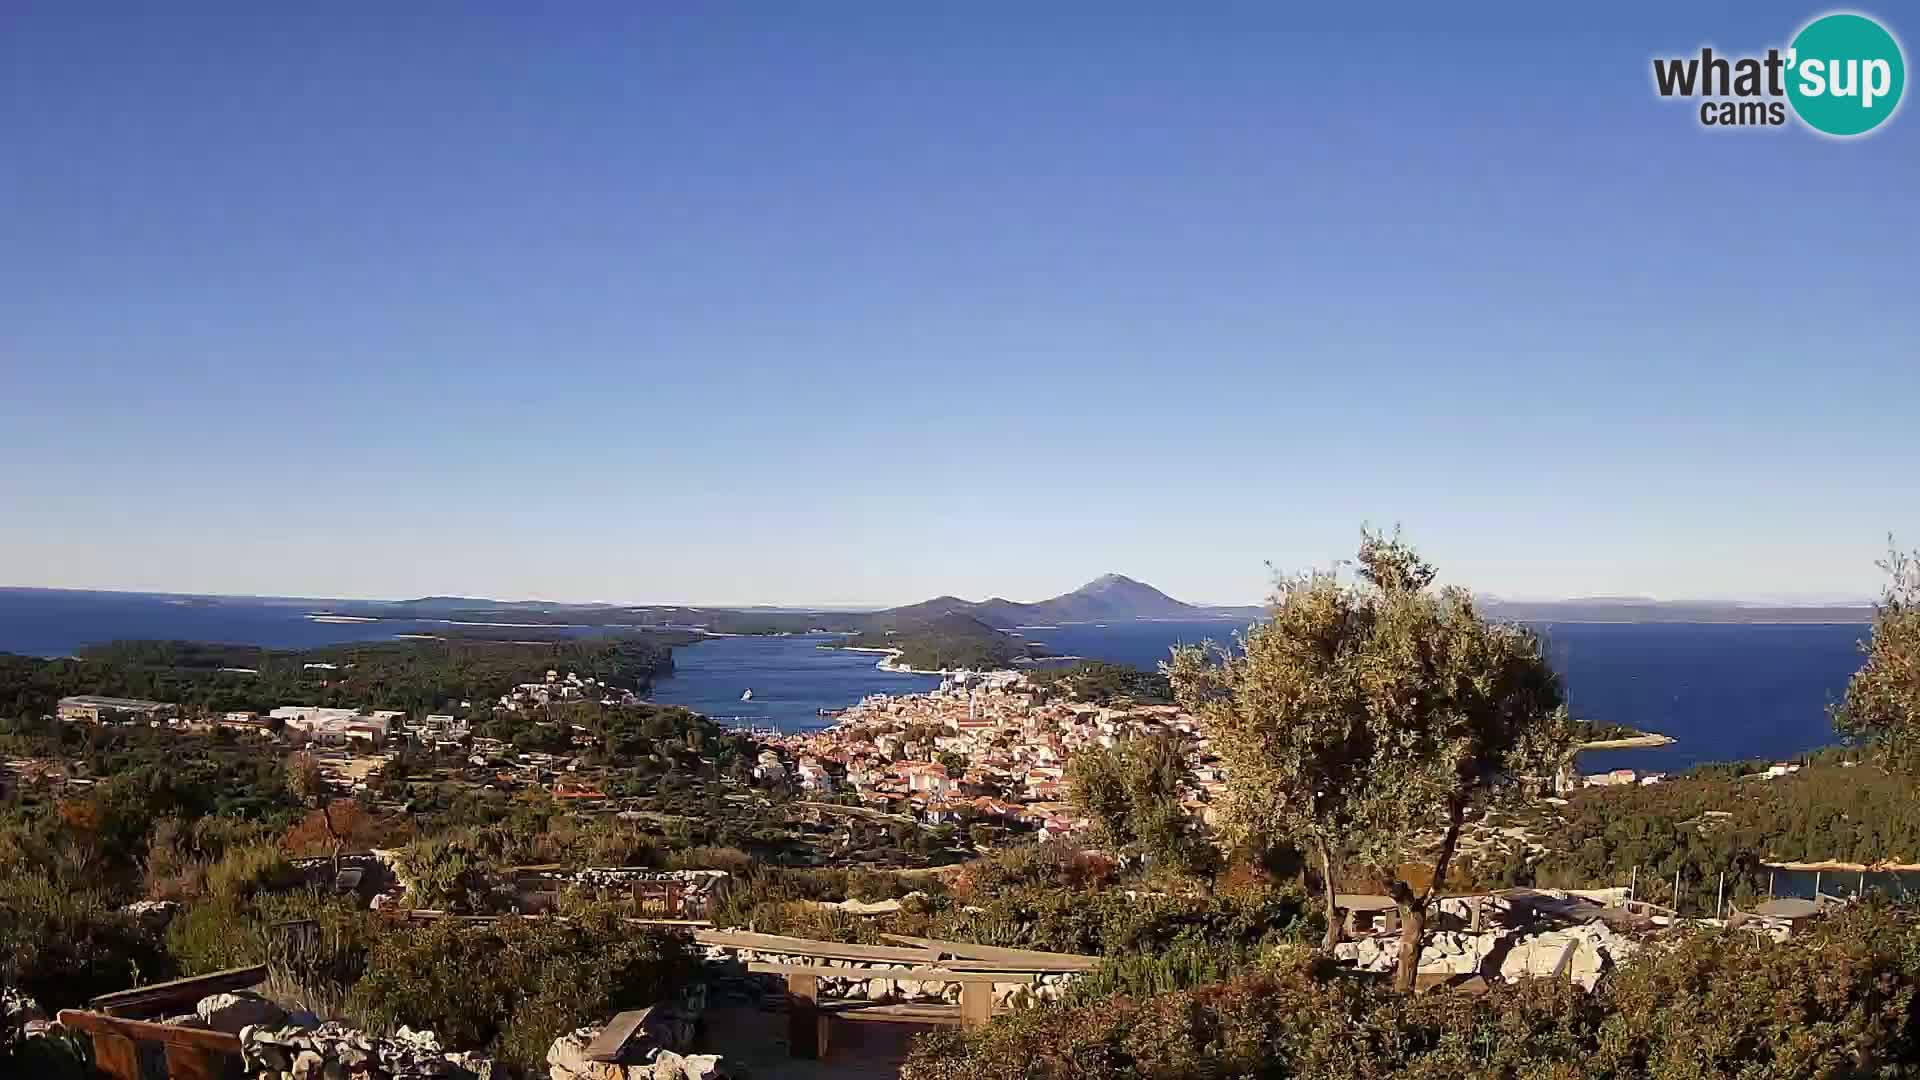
[740,689,753,701]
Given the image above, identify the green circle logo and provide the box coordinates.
[1787,13,1905,136]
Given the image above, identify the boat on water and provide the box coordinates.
[740,689,753,701]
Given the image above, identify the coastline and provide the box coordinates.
[1575,733,1678,752]
[818,643,1086,677]
[813,642,965,675]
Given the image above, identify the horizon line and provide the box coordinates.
[0,581,1880,611]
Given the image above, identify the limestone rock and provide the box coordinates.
[292,1049,325,1080]
[198,991,288,1033]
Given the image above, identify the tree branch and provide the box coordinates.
[1421,798,1467,905]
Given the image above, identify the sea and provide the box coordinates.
[0,589,1872,773]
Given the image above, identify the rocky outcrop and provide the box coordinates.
[2,987,47,1039]
[546,1006,737,1080]
[240,1021,497,1080]
[198,991,289,1033]
[122,899,182,931]
[1333,920,1638,991]
[547,1029,734,1080]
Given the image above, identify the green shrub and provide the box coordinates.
[346,909,699,1072]
[166,890,374,1018]
[394,833,503,912]
[164,899,258,975]
[0,871,172,1009]
[0,1027,92,1080]
[906,901,1920,1079]
[204,841,300,901]
[664,845,756,875]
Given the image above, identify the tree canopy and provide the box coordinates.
[1067,733,1212,875]
[1835,542,1920,773]
[1167,530,1570,988]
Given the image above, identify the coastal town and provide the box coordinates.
[41,665,1809,840]
[755,670,1221,838]
[34,668,1212,838]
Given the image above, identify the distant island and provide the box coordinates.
[828,611,1047,673]
[1479,597,1874,625]
[870,572,1265,626]
[273,574,1870,635]
[308,572,1263,634]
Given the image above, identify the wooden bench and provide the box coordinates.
[747,962,1003,1058]
[701,929,1101,1059]
[57,1010,245,1080]
[60,964,268,1080]
[878,934,1101,972]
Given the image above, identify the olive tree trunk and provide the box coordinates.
[1391,800,1466,993]
[1319,840,1343,952]
[322,800,344,883]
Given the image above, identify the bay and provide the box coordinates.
[0,589,1872,771]
[1012,619,1868,773]
[648,636,940,730]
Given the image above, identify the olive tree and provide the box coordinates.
[1067,732,1212,875]
[1167,531,1569,991]
[1835,542,1920,773]
[285,751,347,882]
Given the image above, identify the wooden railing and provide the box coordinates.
[86,965,268,1018]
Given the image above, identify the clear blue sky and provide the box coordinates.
[2,3,1915,606]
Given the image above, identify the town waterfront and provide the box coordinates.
[0,589,1872,771]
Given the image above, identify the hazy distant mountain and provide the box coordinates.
[228,581,1877,634]
[876,573,1263,627]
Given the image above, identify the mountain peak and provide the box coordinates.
[878,572,1256,626]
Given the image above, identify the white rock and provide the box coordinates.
[197,992,287,1033]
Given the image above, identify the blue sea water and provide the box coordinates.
[1019,618,1868,773]
[649,636,940,730]
[0,588,453,654]
[0,590,1871,770]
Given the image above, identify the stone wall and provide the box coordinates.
[1334,921,1638,991]
[546,1005,735,1080]
[239,1020,498,1080]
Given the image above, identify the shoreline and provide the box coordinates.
[1575,733,1678,752]
[817,643,1085,677]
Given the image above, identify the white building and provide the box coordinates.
[271,706,401,747]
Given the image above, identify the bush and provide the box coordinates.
[167,890,374,1017]
[664,845,755,875]
[346,909,699,1072]
[906,900,1920,1079]
[393,833,503,913]
[204,841,301,901]
[0,871,172,1009]
[0,1028,91,1080]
